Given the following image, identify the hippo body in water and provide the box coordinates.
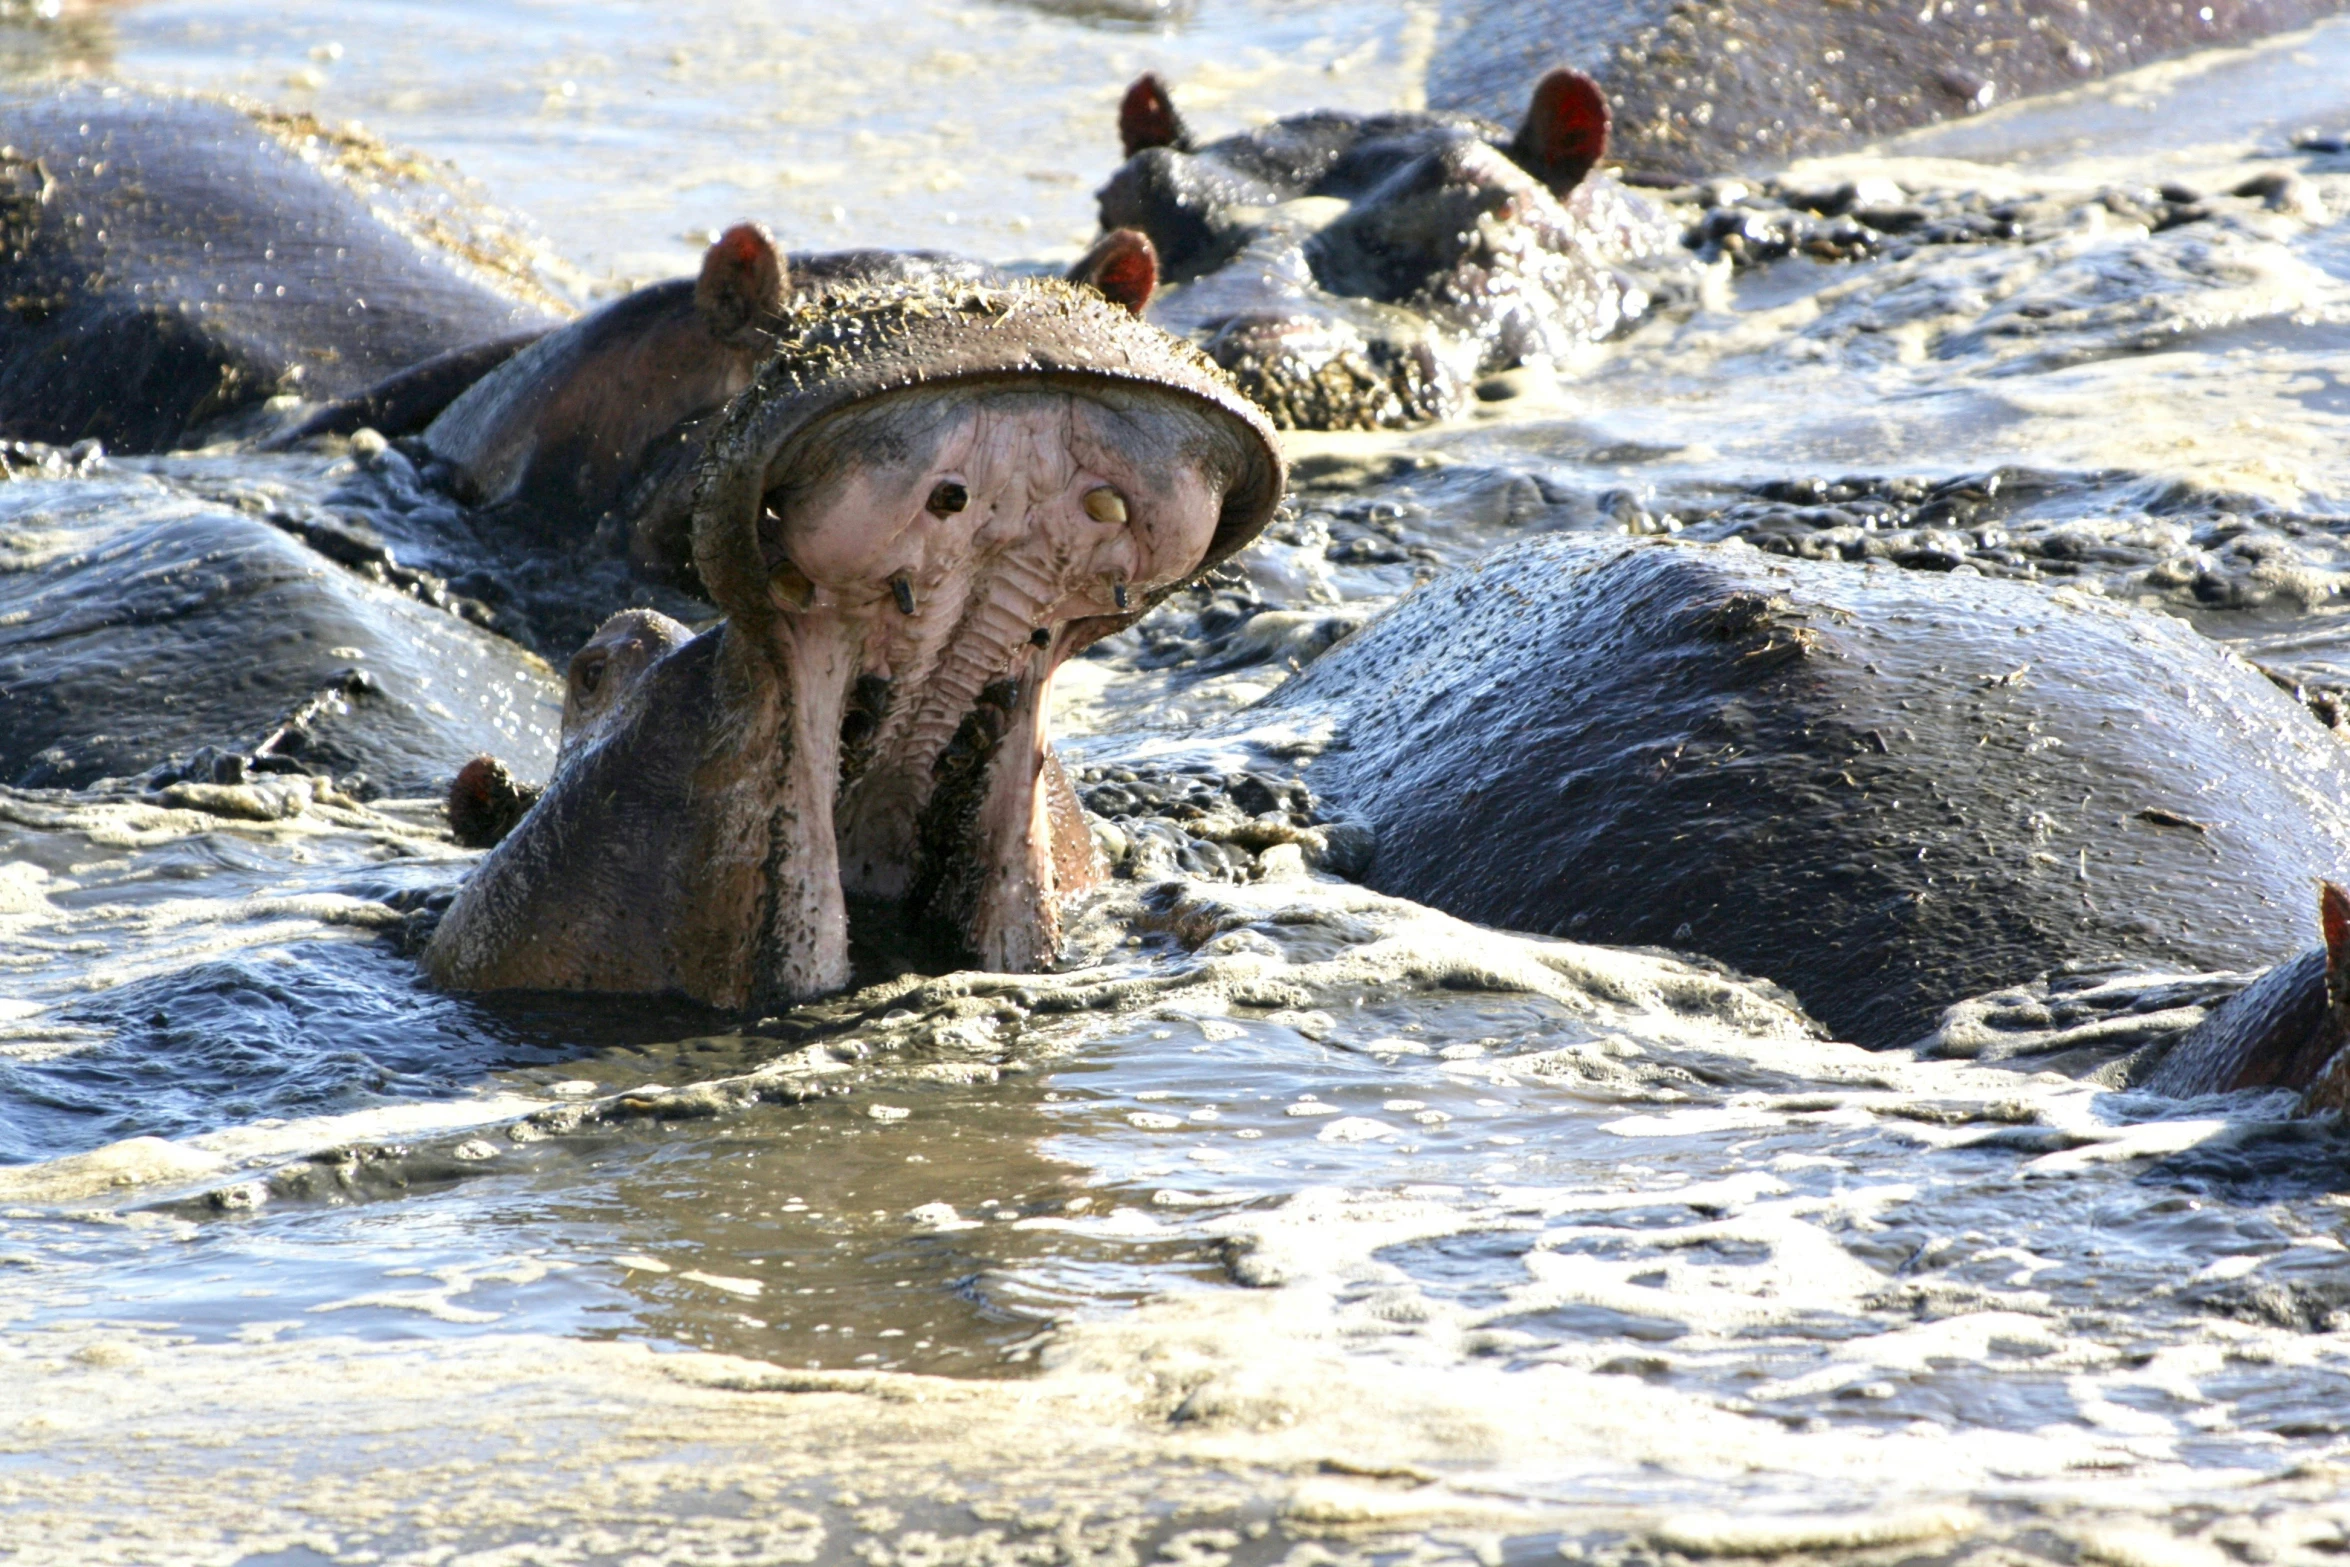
[1098,71,1677,430]
[424,279,1282,1010]
[1427,0,2350,183]
[1261,536,2350,1050]
[0,471,558,793]
[0,84,563,453]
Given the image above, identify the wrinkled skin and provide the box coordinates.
[0,85,561,452]
[1429,0,2350,183]
[1266,536,2350,1050]
[559,608,695,761]
[424,281,1282,1010]
[1097,69,1676,430]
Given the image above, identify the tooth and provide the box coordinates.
[891,576,917,616]
[1083,486,1128,524]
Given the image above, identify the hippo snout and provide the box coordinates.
[422,280,1282,1012]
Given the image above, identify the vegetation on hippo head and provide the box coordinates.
[683,278,1286,631]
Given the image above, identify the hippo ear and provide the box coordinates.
[1066,228,1158,316]
[1119,73,1194,157]
[1508,68,1611,194]
[696,222,786,343]
[2324,881,2350,1007]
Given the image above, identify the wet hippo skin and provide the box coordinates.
[1098,71,1675,430]
[1429,0,2350,182]
[1271,537,2350,1048]
[0,477,559,792]
[0,84,562,452]
[425,279,1282,1011]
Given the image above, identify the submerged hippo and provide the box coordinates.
[0,473,559,792]
[0,84,563,452]
[1427,0,2350,182]
[1263,536,2350,1050]
[1097,70,1676,430]
[423,278,1282,1009]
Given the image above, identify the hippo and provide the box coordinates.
[1255,535,2350,1050]
[0,84,563,453]
[1096,70,1677,430]
[0,471,559,793]
[357,225,1163,585]
[2131,883,2350,1105]
[422,277,1282,1010]
[0,83,1168,585]
[1426,0,2350,183]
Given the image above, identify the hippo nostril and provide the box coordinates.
[891,576,917,616]
[927,480,968,516]
[1082,486,1128,524]
[1029,627,1051,648]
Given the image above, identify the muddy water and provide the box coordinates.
[9,6,2350,1565]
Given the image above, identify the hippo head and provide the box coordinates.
[1096,70,1671,430]
[423,278,1282,1011]
[421,222,787,546]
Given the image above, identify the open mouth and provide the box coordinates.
[425,281,1282,1012]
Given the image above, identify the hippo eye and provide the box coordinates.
[1083,486,1128,524]
[927,480,968,516]
[577,657,605,695]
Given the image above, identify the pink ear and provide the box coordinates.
[696,222,785,341]
[1510,68,1611,193]
[1119,73,1192,158]
[1067,228,1158,316]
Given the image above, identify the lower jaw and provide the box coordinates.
[711,621,1079,1011]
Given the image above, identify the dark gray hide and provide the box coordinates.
[1270,537,2350,1047]
[0,477,559,790]
[1428,0,2350,182]
[0,84,559,452]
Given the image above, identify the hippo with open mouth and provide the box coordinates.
[1096,69,1678,430]
[422,277,1282,1010]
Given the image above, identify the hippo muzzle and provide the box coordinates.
[422,280,1282,1012]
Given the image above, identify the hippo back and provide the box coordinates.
[0,85,560,451]
[0,477,560,791]
[1272,537,2350,1047]
[1428,0,2350,182]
